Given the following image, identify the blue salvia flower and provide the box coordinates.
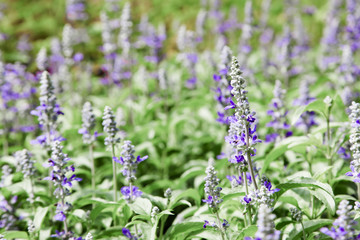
[14,149,36,178]
[202,160,229,234]
[202,163,223,211]
[260,0,271,29]
[100,11,116,58]
[195,9,207,42]
[36,47,48,71]
[113,140,148,182]
[15,150,37,203]
[0,165,11,188]
[176,25,198,89]
[320,200,359,239]
[62,24,74,63]
[102,106,120,147]
[30,71,64,148]
[345,0,360,52]
[122,227,139,240]
[245,204,281,240]
[239,0,253,65]
[293,78,317,133]
[225,57,261,190]
[44,141,81,221]
[339,45,359,106]
[266,80,292,142]
[243,178,279,207]
[0,195,19,230]
[213,45,233,125]
[114,140,147,203]
[79,102,99,145]
[277,26,292,83]
[66,0,87,22]
[118,2,132,58]
[319,0,342,70]
[346,102,360,182]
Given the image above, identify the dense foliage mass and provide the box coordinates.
[1,0,360,239]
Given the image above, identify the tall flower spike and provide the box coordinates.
[245,204,281,240]
[44,140,81,236]
[30,71,64,148]
[320,200,358,239]
[15,149,36,178]
[116,140,148,182]
[102,106,120,146]
[118,2,132,58]
[79,102,97,145]
[266,80,292,142]
[255,204,280,240]
[36,47,47,71]
[202,162,223,211]
[226,56,260,189]
[346,101,360,183]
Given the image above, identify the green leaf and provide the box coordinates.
[165,221,204,239]
[129,197,152,216]
[169,189,201,209]
[274,177,334,201]
[290,100,326,125]
[309,189,336,215]
[33,206,48,231]
[3,231,29,239]
[288,219,333,240]
[236,225,257,239]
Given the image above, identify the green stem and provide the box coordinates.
[326,114,333,181]
[245,124,258,190]
[300,221,306,240]
[242,171,252,225]
[90,144,95,207]
[159,215,168,240]
[111,144,118,203]
[357,183,360,201]
[215,211,225,240]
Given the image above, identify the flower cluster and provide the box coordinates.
[31,71,64,148]
[114,140,148,182]
[44,141,81,221]
[320,200,359,239]
[202,163,223,211]
[346,101,360,182]
[245,204,281,240]
[79,102,98,145]
[14,149,35,178]
[266,80,292,142]
[66,0,87,22]
[213,45,233,125]
[114,140,147,203]
[293,78,317,133]
[225,57,261,173]
[243,179,279,207]
[102,106,120,147]
[0,195,19,230]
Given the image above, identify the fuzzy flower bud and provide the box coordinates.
[164,188,172,199]
[290,208,303,222]
[346,102,360,182]
[36,48,48,71]
[202,163,223,211]
[79,102,98,144]
[102,106,120,146]
[114,140,148,182]
[14,149,36,178]
[254,204,281,240]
